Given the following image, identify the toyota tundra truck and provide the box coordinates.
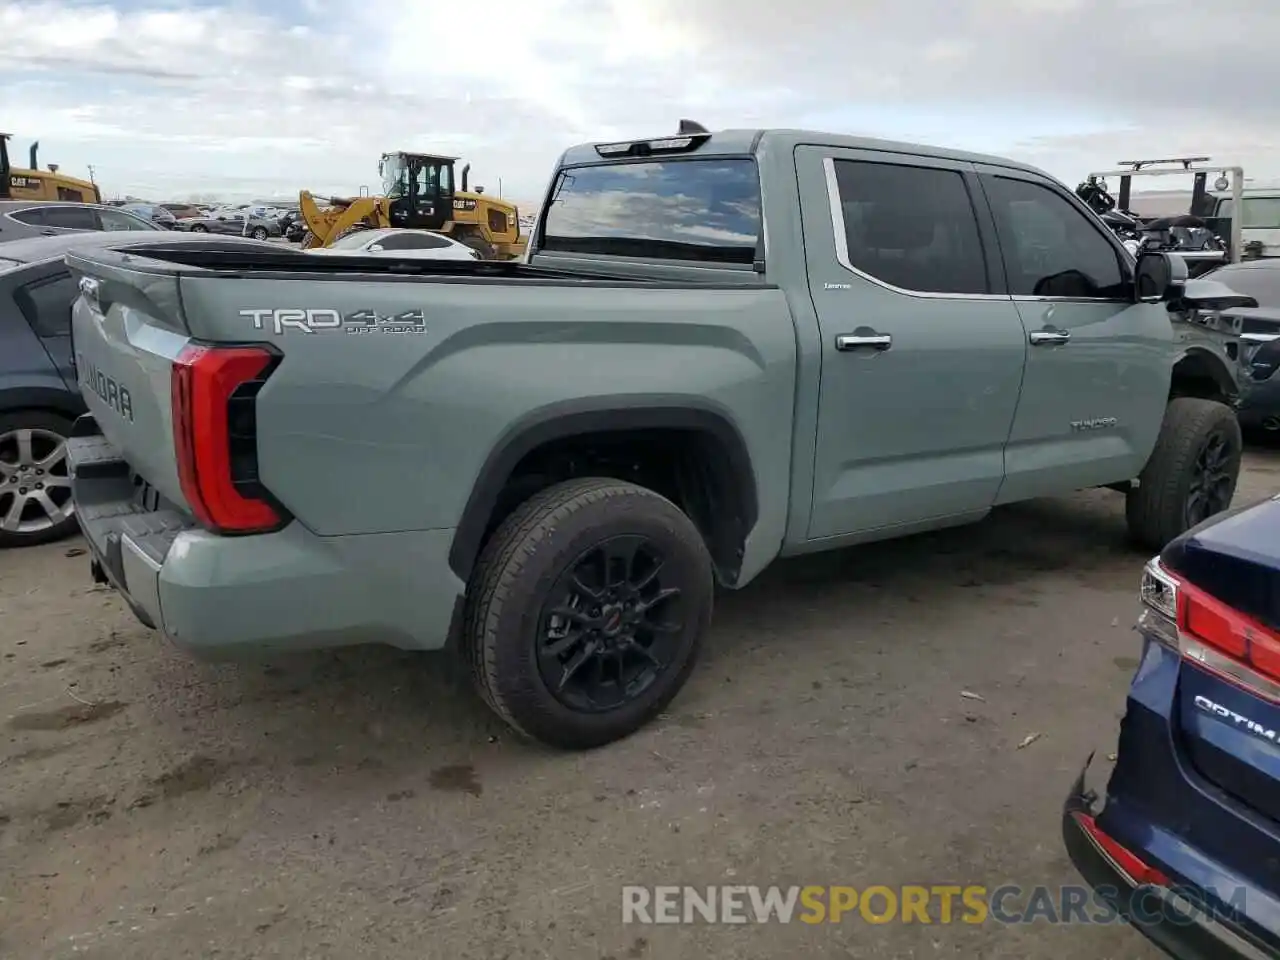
[63,124,1248,749]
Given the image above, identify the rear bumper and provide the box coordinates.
[68,416,466,658]
[1063,758,1274,960]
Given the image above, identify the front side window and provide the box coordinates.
[832,159,988,294]
[540,158,761,264]
[983,176,1127,298]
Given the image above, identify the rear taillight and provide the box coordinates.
[171,343,285,535]
[1071,811,1172,887]
[1139,557,1280,698]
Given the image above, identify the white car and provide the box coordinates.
[307,228,481,260]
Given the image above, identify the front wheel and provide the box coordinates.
[1125,397,1242,550]
[251,226,269,241]
[190,224,208,233]
[462,478,714,749]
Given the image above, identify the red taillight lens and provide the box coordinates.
[1178,579,1280,685]
[171,343,283,534]
[1071,811,1172,887]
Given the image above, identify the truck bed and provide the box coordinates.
[63,242,796,547]
[87,243,764,287]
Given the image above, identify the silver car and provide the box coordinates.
[0,201,159,242]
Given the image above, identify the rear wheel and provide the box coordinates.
[1125,397,1242,550]
[462,478,714,749]
[0,411,77,548]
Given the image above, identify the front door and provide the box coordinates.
[404,157,453,231]
[796,146,1029,540]
[974,166,1173,503]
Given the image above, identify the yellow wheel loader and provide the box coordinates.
[298,151,527,259]
[0,135,101,203]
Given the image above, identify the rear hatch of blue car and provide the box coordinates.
[1154,496,1280,822]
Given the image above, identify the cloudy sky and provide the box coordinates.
[2,0,1278,208]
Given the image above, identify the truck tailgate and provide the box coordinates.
[66,252,194,512]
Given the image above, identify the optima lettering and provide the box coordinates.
[77,353,134,422]
[1194,694,1280,743]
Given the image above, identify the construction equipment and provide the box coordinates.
[297,151,526,259]
[0,135,101,203]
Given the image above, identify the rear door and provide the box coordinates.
[974,166,1173,502]
[796,146,1028,539]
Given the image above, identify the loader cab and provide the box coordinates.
[379,150,455,230]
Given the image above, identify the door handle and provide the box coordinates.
[1029,329,1071,346]
[836,333,892,352]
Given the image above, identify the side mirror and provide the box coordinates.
[1134,251,1187,302]
[368,243,384,252]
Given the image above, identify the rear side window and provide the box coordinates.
[832,160,988,295]
[379,233,451,250]
[14,272,77,337]
[9,207,49,226]
[983,176,1126,299]
[540,158,761,264]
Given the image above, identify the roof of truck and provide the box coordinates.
[557,127,1050,177]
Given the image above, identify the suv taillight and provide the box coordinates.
[1140,557,1280,697]
[171,343,286,535]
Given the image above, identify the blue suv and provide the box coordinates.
[1065,494,1280,959]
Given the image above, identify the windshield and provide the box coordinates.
[330,230,378,250]
[382,155,409,199]
[539,158,762,264]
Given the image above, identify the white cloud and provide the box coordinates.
[1,0,1279,207]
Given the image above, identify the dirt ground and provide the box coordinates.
[3,449,1279,960]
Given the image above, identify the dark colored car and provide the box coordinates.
[1064,495,1280,959]
[119,202,178,229]
[172,212,281,241]
[1195,259,1280,435]
[0,231,278,547]
[0,200,159,242]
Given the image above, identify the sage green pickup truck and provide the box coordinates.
[64,125,1249,749]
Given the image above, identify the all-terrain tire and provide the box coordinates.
[1125,397,1242,550]
[461,477,714,750]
